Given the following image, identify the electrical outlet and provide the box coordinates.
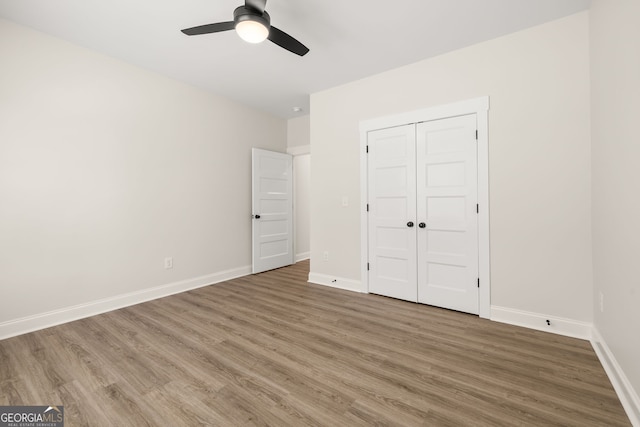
[323,251,329,262]
[164,257,173,269]
[599,292,604,312]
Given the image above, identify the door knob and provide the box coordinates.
[418,222,426,228]
[407,221,414,228]
[254,214,261,219]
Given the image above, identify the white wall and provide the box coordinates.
[287,115,311,260]
[590,0,640,417]
[292,154,310,260]
[310,12,592,322]
[0,19,286,330]
[287,115,310,148]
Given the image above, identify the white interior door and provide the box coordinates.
[252,148,293,274]
[367,125,418,301]
[416,115,479,314]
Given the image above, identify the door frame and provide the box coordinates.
[359,96,491,318]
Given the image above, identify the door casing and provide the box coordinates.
[359,96,490,318]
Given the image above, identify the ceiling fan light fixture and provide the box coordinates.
[233,7,271,44]
[236,19,269,43]
[182,3,309,56]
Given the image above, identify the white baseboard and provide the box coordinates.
[591,328,640,427]
[490,305,593,340]
[295,252,310,262]
[308,272,363,293]
[0,265,252,341]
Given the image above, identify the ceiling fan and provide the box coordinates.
[181,0,309,57]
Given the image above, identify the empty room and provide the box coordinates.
[0,0,638,426]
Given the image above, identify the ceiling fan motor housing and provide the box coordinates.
[234,6,271,30]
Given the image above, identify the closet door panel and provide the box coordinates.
[416,115,479,314]
[367,125,417,302]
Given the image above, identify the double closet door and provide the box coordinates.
[367,114,479,315]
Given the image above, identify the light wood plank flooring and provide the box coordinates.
[0,260,630,426]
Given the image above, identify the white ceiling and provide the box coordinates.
[0,0,590,119]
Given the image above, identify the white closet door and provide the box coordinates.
[367,125,417,301]
[416,115,479,314]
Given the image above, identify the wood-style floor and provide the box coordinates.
[0,260,630,426]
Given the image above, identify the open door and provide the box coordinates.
[252,148,294,273]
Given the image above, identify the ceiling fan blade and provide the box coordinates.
[268,26,309,56]
[181,21,235,36]
[245,0,267,14]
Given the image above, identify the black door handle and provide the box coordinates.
[254,214,261,219]
[407,221,414,228]
[418,222,426,228]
